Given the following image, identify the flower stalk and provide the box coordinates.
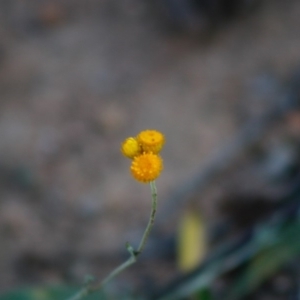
[66,181,158,300]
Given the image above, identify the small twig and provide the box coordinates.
[66,181,158,300]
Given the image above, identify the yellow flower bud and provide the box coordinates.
[121,137,141,159]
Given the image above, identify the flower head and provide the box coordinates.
[130,152,163,183]
[137,130,165,154]
[121,137,141,159]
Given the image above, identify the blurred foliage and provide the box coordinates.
[177,209,206,272]
[0,286,103,300]
[224,219,300,300]
[154,191,300,300]
[0,286,144,300]
[194,287,213,300]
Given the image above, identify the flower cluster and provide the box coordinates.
[121,130,165,183]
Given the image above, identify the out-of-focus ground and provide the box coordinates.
[0,0,300,295]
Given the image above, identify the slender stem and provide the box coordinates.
[98,253,136,287]
[66,181,158,300]
[137,181,157,253]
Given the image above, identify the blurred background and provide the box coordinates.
[1,0,300,299]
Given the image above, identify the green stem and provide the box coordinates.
[137,181,157,254]
[101,255,135,286]
[66,181,158,300]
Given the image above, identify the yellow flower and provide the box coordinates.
[130,152,163,183]
[121,137,141,159]
[136,130,165,154]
